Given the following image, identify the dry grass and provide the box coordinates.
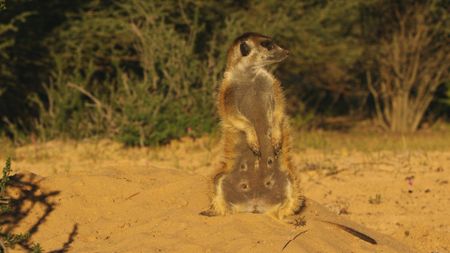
[292,127,450,153]
[2,124,449,160]
[0,127,449,252]
[0,137,14,159]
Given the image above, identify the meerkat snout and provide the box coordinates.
[263,45,289,64]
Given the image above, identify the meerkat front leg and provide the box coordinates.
[220,85,261,156]
[224,115,260,156]
[269,81,287,157]
[269,110,283,157]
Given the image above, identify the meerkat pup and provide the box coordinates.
[202,32,304,219]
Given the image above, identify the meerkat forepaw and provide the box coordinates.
[270,127,282,156]
[273,144,281,157]
[250,144,261,157]
[271,138,282,157]
[246,131,261,157]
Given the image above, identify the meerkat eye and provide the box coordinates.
[261,40,274,50]
[240,41,251,56]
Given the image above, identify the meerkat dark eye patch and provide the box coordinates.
[261,40,274,50]
[240,41,251,56]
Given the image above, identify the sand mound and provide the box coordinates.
[2,139,448,252]
[6,168,414,253]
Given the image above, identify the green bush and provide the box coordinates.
[2,0,448,143]
[32,0,376,145]
[31,1,222,145]
[31,0,314,145]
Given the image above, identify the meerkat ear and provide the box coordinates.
[240,41,251,57]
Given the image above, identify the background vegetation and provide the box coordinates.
[0,0,449,146]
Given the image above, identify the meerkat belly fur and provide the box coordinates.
[205,32,304,219]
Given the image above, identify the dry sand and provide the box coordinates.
[1,136,449,252]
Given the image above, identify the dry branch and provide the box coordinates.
[372,3,449,132]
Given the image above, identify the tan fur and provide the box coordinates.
[204,33,303,218]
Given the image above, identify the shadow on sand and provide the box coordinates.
[0,173,78,252]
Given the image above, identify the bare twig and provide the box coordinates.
[67,83,103,110]
[281,230,308,251]
[67,82,113,122]
[124,192,140,200]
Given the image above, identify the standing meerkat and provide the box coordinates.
[202,32,304,219]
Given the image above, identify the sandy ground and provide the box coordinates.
[1,135,449,252]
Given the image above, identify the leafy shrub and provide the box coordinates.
[32,1,221,145]
[34,0,322,145]
[0,158,43,252]
[3,0,448,143]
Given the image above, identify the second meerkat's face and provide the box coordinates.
[227,32,289,71]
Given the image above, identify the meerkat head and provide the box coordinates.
[225,32,289,75]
